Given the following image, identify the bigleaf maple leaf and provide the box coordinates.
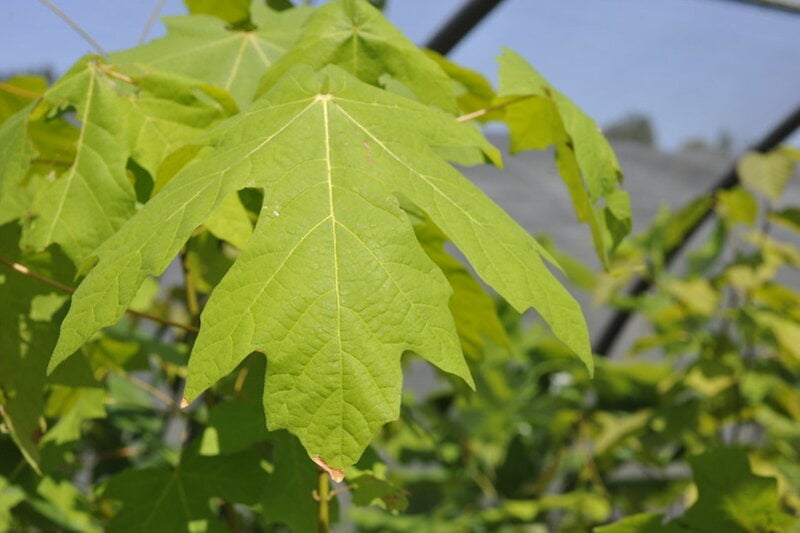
[50,65,590,467]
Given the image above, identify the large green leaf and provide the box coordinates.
[497,48,630,266]
[51,64,589,468]
[410,208,508,362]
[257,0,457,113]
[103,447,267,532]
[111,2,311,108]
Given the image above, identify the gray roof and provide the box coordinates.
[460,135,799,354]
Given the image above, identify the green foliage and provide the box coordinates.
[597,448,794,532]
[2,0,797,531]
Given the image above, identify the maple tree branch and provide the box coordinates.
[0,255,198,333]
[456,94,535,122]
[37,0,109,59]
[0,82,41,100]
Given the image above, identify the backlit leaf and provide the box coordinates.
[112,3,312,107]
[497,48,631,266]
[257,0,457,113]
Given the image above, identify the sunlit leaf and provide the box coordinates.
[257,0,457,113]
[52,64,590,468]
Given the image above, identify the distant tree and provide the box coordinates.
[681,129,735,155]
[604,112,656,146]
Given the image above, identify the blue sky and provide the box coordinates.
[3,0,800,150]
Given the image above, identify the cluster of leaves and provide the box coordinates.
[341,147,800,531]
[0,0,635,530]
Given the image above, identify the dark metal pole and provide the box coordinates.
[710,0,800,16]
[593,102,800,357]
[424,0,506,55]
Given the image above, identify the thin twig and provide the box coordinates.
[37,0,109,59]
[456,94,535,122]
[124,373,177,408]
[0,255,198,333]
[0,82,41,100]
[139,0,168,45]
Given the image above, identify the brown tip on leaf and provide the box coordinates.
[312,455,346,483]
[180,397,190,409]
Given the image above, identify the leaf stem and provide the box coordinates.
[0,255,198,333]
[317,470,331,533]
[456,94,535,122]
[37,0,109,59]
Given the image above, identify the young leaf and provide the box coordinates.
[256,0,458,113]
[111,3,312,107]
[737,148,797,202]
[496,48,631,266]
[52,64,590,468]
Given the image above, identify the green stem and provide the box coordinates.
[317,470,331,533]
